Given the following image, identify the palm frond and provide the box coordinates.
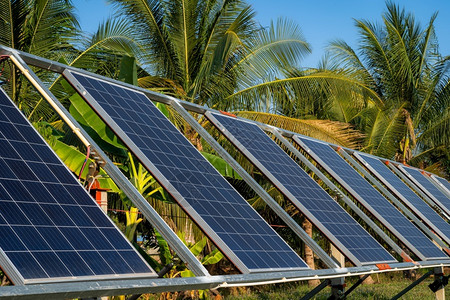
[235,111,364,148]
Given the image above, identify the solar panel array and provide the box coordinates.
[400,166,450,213]
[355,153,450,244]
[432,175,450,196]
[63,70,308,273]
[0,88,156,284]
[295,137,446,260]
[206,112,396,265]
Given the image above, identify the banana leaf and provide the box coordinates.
[201,151,242,180]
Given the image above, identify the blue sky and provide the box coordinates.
[75,0,450,68]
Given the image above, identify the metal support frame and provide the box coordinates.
[396,165,450,217]
[388,164,450,220]
[170,101,339,269]
[342,274,370,298]
[300,279,330,300]
[391,266,448,300]
[0,261,447,300]
[391,270,434,300]
[5,50,210,277]
[267,129,409,260]
[293,136,448,261]
[428,267,448,300]
[329,277,346,300]
[430,175,450,197]
[339,149,448,249]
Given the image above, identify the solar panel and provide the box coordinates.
[63,70,308,273]
[205,112,396,266]
[431,175,450,196]
[354,153,450,246]
[294,137,447,261]
[398,166,450,215]
[0,88,156,285]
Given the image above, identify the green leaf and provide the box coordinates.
[68,92,128,157]
[180,269,195,278]
[201,152,242,179]
[202,249,224,265]
[50,139,119,192]
[118,55,138,85]
[155,231,173,266]
[189,237,207,257]
[155,102,170,118]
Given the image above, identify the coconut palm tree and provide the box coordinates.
[325,2,449,170]
[110,0,307,107]
[0,0,79,113]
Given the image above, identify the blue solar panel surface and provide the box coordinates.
[433,176,450,195]
[0,88,155,283]
[403,166,450,211]
[65,71,308,272]
[357,153,450,244]
[296,137,446,260]
[207,112,395,265]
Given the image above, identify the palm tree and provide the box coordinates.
[325,2,449,170]
[0,0,79,114]
[109,0,309,108]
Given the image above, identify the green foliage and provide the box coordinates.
[34,122,120,192]
[68,90,128,157]
[125,207,143,241]
[324,2,449,171]
[110,0,311,111]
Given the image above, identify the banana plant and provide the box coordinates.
[34,121,119,192]
[125,207,143,241]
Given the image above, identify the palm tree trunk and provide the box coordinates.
[302,218,319,287]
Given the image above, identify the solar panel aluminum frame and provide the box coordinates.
[293,136,439,262]
[2,261,444,300]
[348,152,450,248]
[205,111,397,267]
[0,88,157,285]
[266,129,412,261]
[6,52,210,278]
[63,70,308,274]
[396,165,450,217]
[385,163,448,218]
[430,175,450,198]
[170,101,340,269]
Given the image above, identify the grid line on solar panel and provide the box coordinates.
[0,88,155,284]
[401,166,450,212]
[64,70,308,273]
[355,153,450,245]
[206,112,396,265]
[295,137,446,260]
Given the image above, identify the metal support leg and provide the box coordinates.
[328,277,345,300]
[301,279,331,300]
[343,274,370,298]
[391,270,433,300]
[428,267,448,300]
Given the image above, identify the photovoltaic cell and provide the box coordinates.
[398,166,450,214]
[206,112,396,265]
[295,137,446,261]
[63,70,308,273]
[0,88,156,284]
[354,153,450,245]
[431,175,450,196]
